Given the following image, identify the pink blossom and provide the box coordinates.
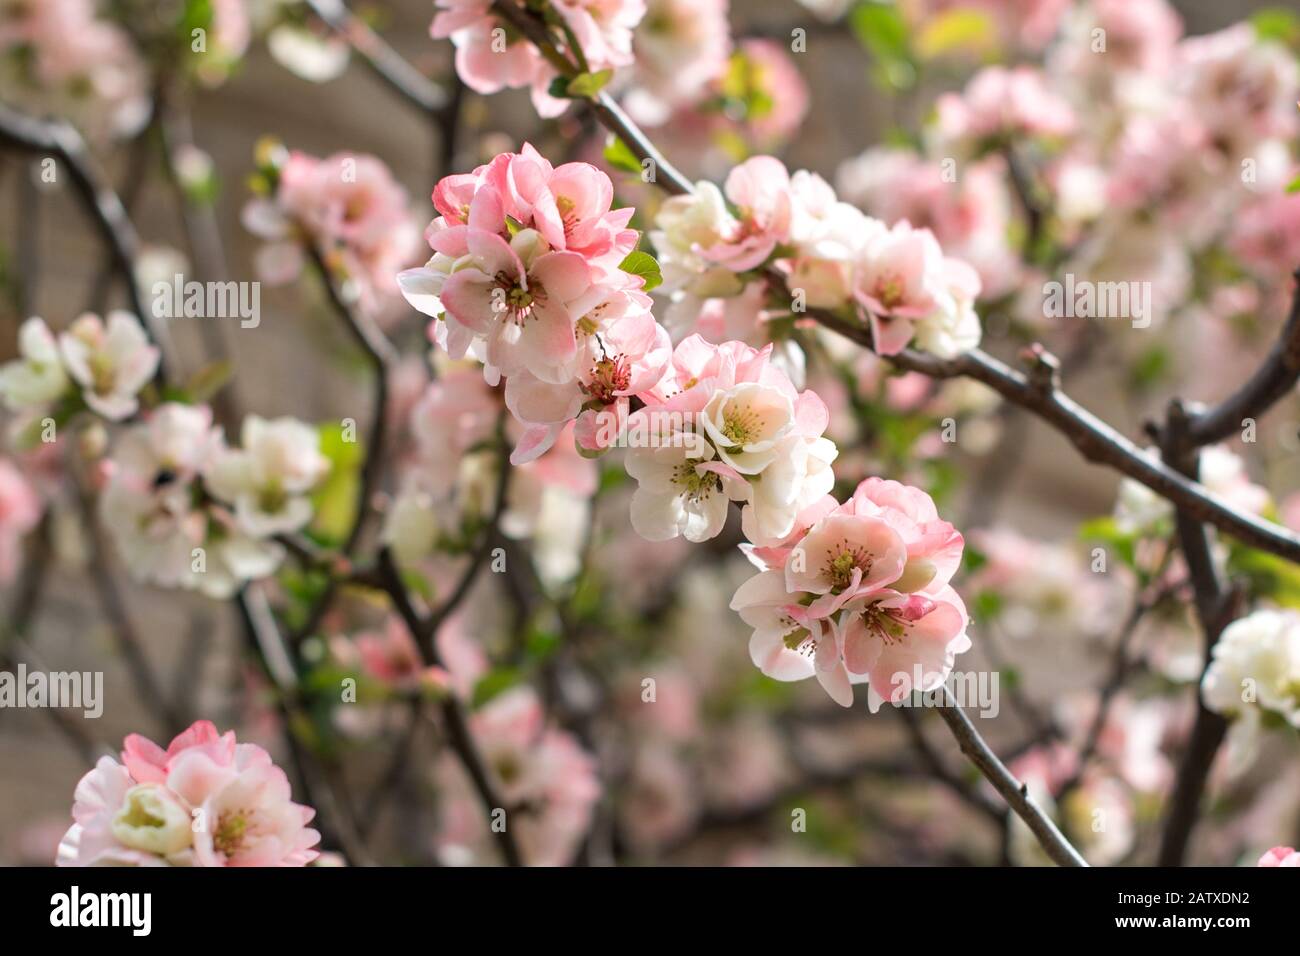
[1258,846,1300,867]
[625,0,731,125]
[433,0,646,118]
[733,477,970,708]
[435,687,600,865]
[0,458,41,584]
[58,721,319,867]
[244,150,421,324]
[0,0,149,141]
[934,66,1074,147]
[701,156,794,271]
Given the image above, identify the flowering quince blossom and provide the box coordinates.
[205,416,330,538]
[435,685,600,866]
[0,458,41,584]
[1201,609,1300,775]
[624,0,731,126]
[0,0,150,142]
[731,478,969,708]
[932,65,1075,152]
[243,150,421,323]
[651,155,983,360]
[432,0,646,118]
[398,145,668,464]
[57,720,319,867]
[57,311,160,421]
[623,335,836,546]
[100,404,286,599]
[0,318,69,410]
[1258,846,1300,867]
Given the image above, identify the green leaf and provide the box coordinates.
[182,359,233,404]
[618,250,662,292]
[1228,545,1300,608]
[307,421,359,546]
[1077,516,1137,571]
[602,136,642,174]
[850,2,916,90]
[471,667,524,708]
[565,69,613,98]
[914,9,996,59]
[1287,174,1300,194]
[1252,8,1300,45]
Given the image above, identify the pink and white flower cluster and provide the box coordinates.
[398,144,669,464]
[58,720,320,866]
[0,314,159,422]
[100,404,327,598]
[243,150,422,325]
[0,0,149,141]
[622,335,837,546]
[652,156,983,360]
[731,478,969,708]
[432,0,646,118]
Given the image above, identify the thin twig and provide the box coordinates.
[303,0,447,113]
[0,101,176,381]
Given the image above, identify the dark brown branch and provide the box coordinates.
[1184,268,1300,446]
[936,689,1088,866]
[303,0,447,114]
[0,101,176,382]
[1156,406,1239,866]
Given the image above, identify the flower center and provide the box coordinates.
[824,543,873,591]
[874,274,904,309]
[214,810,251,856]
[672,459,722,501]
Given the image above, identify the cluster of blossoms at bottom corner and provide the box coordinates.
[729,477,969,709]
[650,154,982,361]
[1201,608,1300,774]
[398,143,671,465]
[243,147,422,326]
[58,720,320,867]
[1259,845,1300,867]
[431,0,645,118]
[100,403,328,598]
[0,313,159,424]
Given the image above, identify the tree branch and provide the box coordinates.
[303,0,447,114]
[0,101,176,382]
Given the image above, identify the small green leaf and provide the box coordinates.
[603,136,642,174]
[618,250,662,292]
[566,69,613,98]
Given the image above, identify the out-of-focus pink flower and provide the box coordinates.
[933,66,1074,148]
[58,720,319,867]
[0,0,149,141]
[729,39,810,148]
[57,311,160,421]
[243,151,421,324]
[1258,846,1300,867]
[435,687,600,865]
[625,0,731,125]
[0,458,41,584]
[1230,192,1300,280]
